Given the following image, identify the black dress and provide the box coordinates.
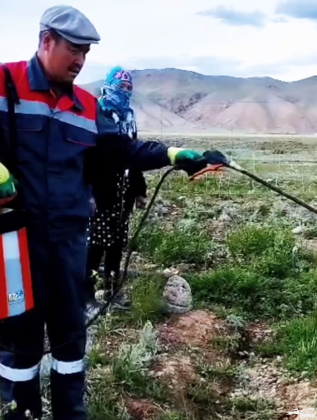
[86,107,146,279]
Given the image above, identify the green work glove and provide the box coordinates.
[167,147,207,176]
[0,163,17,202]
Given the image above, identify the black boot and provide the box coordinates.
[0,376,42,420]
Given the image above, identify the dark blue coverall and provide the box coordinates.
[0,55,170,420]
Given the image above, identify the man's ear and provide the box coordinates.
[41,31,53,50]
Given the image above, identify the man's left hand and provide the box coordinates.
[167,147,207,176]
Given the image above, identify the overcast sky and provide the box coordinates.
[1,0,317,83]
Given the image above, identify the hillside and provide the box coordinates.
[80,69,317,134]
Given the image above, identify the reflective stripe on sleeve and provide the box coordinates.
[0,362,40,382]
[51,358,85,375]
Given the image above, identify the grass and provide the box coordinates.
[87,322,168,420]
[134,219,214,267]
[188,224,317,321]
[129,273,167,323]
[258,311,317,379]
[83,136,317,419]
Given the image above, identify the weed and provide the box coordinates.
[130,273,167,323]
[227,224,297,278]
[226,396,276,419]
[111,322,167,398]
[135,220,214,266]
[272,312,317,378]
[87,370,130,420]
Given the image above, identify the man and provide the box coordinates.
[0,5,215,420]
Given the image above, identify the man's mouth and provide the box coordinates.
[68,68,81,76]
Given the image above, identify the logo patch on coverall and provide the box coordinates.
[8,290,24,305]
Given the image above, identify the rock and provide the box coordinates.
[219,202,241,219]
[218,213,232,222]
[292,226,305,234]
[163,268,173,277]
[95,290,106,301]
[154,204,170,216]
[299,239,317,257]
[175,263,191,274]
[163,275,192,314]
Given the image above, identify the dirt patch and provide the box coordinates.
[234,359,317,419]
[152,354,197,390]
[158,310,228,348]
[99,326,140,358]
[125,397,161,420]
[277,381,317,419]
[247,322,273,346]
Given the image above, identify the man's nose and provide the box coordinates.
[75,54,86,67]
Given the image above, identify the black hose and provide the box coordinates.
[230,166,317,216]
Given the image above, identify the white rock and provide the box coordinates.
[163,268,173,277]
[163,275,192,314]
[292,226,305,234]
[95,290,105,302]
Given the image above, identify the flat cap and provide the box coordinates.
[40,5,101,45]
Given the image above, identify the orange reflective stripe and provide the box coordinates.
[17,228,33,311]
[0,235,8,319]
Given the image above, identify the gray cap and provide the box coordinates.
[40,5,101,45]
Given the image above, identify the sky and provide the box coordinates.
[1,0,317,83]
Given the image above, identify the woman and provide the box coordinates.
[86,66,147,308]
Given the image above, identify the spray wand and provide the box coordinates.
[190,150,317,216]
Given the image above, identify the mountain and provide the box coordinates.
[80,69,317,134]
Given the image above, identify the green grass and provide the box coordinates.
[146,168,317,202]
[86,155,317,419]
[130,273,167,323]
[259,312,317,379]
[135,219,214,267]
[187,224,317,320]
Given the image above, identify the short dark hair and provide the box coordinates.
[38,29,62,47]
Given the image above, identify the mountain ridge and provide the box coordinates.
[80,68,317,134]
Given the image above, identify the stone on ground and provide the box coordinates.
[163,275,192,314]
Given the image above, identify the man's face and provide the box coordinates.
[42,32,90,84]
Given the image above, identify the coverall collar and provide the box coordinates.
[27,54,83,111]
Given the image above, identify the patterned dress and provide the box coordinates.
[87,109,140,252]
[87,173,129,249]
